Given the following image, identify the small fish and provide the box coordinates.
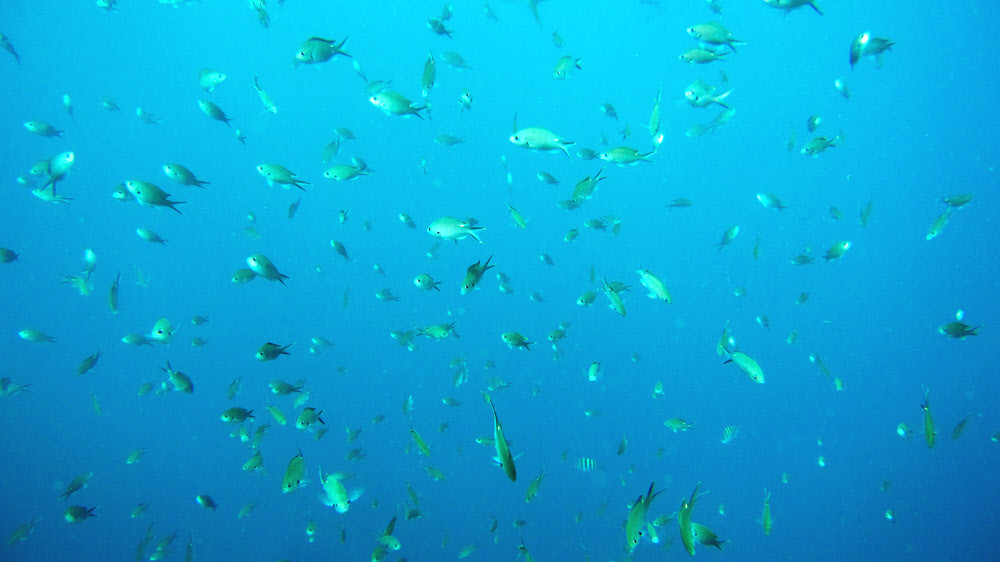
[256,342,292,361]
[485,393,516,481]
[720,425,740,444]
[763,489,773,535]
[921,390,935,448]
[251,75,277,113]
[281,450,306,493]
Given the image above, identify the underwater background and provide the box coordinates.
[1,0,998,560]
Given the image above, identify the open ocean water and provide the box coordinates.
[1,0,998,561]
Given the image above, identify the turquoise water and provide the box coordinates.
[2,1,998,560]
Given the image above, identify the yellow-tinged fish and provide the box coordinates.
[571,168,606,204]
[251,76,277,113]
[242,450,264,472]
[637,268,671,303]
[501,331,533,350]
[485,393,516,481]
[601,278,626,317]
[461,255,495,294]
[125,180,185,213]
[247,254,290,284]
[921,390,935,448]
[507,203,527,229]
[220,407,254,423]
[256,164,309,191]
[678,482,701,555]
[422,50,436,96]
[553,55,582,79]
[725,351,764,383]
[599,146,654,165]
[625,481,662,553]
[8,518,39,544]
[64,505,97,523]
[410,427,431,456]
[525,469,546,502]
[266,405,287,425]
[296,407,325,430]
[823,240,851,262]
[281,450,306,493]
[925,208,951,240]
[370,90,427,119]
[59,472,93,500]
[763,489,773,535]
[687,21,745,52]
[692,522,727,549]
[427,216,485,243]
[256,342,292,361]
[319,469,362,513]
[510,120,574,158]
[294,36,350,65]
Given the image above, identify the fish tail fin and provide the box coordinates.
[715,89,733,108]
[809,1,824,14]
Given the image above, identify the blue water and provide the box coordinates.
[2,0,999,560]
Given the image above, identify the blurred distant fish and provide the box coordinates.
[575,457,598,472]
[762,0,823,16]
[720,425,740,444]
[1,32,21,64]
[252,76,277,113]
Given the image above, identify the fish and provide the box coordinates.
[251,75,277,113]
[197,99,232,127]
[553,55,582,79]
[76,351,101,375]
[951,415,971,440]
[485,393,516,481]
[198,68,226,92]
[926,209,951,240]
[725,351,765,383]
[427,216,485,243]
[625,481,662,553]
[665,418,693,432]
[220,407,254,423]
[823,240,851,262]
[716,225,739,251]
[370,90,427,118]
[763,0,823,16]
[801,134,841,156]
[256,163,309,190]
[462,255,495,294]
[680,48,728,63]
[720,425,740,444]
[939,321,979,339]
[921,390,935,448]
[163,162,210,187]
[195,495,217,510]
[510,122,574,158]
[281,450,306,493]
[247,254,289,284]
[687,21,745,52]
[637,269,671,303]
[294,36,350,65]
[421,51,435,96]
[685,80,732,109]
[501,332,533,351]
[125,180,185,213]
[64,505,97,523]
[525,469,546,501]
[58,472,93,500]
[319,469,363,513]
[763,489,773,534]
